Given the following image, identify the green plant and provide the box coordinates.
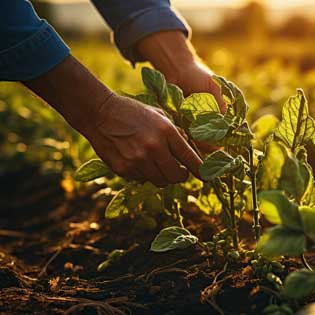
[75,67,315,312]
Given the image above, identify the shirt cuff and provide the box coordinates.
[113,6,191,65]
[0,21,70,82]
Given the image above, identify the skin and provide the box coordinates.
[23,30,225,187]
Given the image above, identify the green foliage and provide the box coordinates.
[259,191,302,230]
[257,225,305,257]
[141,67,168,108]
[284,269,315,299]
[74,158,109,182]
[274,89,315,153]
[167,83,184,111]
[199,151,244,181]
[150,226,199,252]
[180,93,220,121]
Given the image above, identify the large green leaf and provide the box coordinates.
[167,83,184,111]
[257,225,306,257]
[299,206,315,242]
[105,189,129,219]
[213,75,249,122]
[142,67,168,108]
[274,89,315,153]
[259,141,287,190]
[200,151,244,181]
[150,226,199,252]
[189,113,230,142]
[74,159,109,182]
[284,269,315,299]
[180,93,220,121]
[259,190,302,230]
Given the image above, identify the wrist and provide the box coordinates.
[137,31,197,82]
[23,55,113,134]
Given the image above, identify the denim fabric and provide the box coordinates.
[0,0,189,81]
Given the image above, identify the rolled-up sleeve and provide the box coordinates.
[91,0,190,64]
[0,0,70,81]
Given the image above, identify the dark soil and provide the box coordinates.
[0,167,313,315]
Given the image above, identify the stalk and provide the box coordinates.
[228,175,239,250]
[175,202,184,228]
[248,143,261,242]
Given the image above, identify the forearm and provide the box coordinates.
[22,55,113,134]
[137,31,196,82]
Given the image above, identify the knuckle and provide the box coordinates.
[132,149,147,161]
[144,137,160,151]
[157,118,172,135]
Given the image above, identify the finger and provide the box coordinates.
[142,160,168,188]
[167,128,203,179]
[154,146,189,184]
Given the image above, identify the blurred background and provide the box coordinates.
[1,0,315,199]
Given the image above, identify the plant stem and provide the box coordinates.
[175,202,184,228]
[248,144,261,242]
[228,176,239,250]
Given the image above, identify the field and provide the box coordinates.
[1,36,315,315]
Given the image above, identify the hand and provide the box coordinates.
[137,31,226,112]
[167,61,226,113]
[84,94,202,187]
[24,55,202,186]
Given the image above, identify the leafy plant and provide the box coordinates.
[74,67,315,312]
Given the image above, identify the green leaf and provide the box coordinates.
[274,89,315,153]
[200,151,244,181]
[150,226,198,252]
[216,121,254,146]
[74,159,109,182]
[213,75,249,121]
[180,93,220,121]
[259,190,302,230]
[279,153,313,201]
[252,114,279,149]
[299,206,315,242]
[133,93,158,106]
[167,83,184,111]
[142,67,168,107]
[105,189,129,219]
[189,113,230,142]
[284,269,315,299]
[257,225,306,257]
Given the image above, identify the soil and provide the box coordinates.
[0,166,314,315]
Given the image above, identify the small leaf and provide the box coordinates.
[190,113,230,142]
[257,225,306,257]
[274,89,315,153]
[167,83,184,111]
[259,190,302,230]
[105,189,129,219]
[252,114,279,149]
[299,206,315,242]
[151,226,198,252]
[213,75,249,121]
[133,93,158,106]
[200,151,243,181]
[216,121,254,146]
[142,67,168,107]
[284,269,315,299]
[74,159,109,182]
[180,93,220,121]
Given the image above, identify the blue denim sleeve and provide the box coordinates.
[91,0,190,64]
[0,0,70,81]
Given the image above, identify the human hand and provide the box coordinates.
[83,94,203,187]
